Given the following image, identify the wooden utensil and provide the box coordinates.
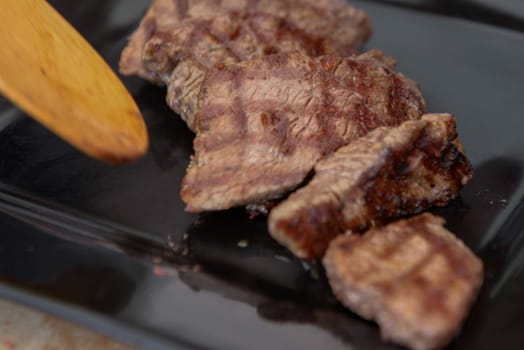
[0,0,148,163]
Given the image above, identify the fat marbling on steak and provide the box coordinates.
[268,114,473,259]
[323,213,483,350]
[119,0,371,83]
[181,51,426,212]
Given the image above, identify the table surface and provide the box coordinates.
[0,298,133,350]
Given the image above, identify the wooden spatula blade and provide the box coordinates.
[0,0,148,163]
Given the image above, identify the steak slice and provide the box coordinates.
[181,51,426,212]
[268,114,473,259]
[142,10,354,84]
[119,0,371,83]
[323,213,483,350]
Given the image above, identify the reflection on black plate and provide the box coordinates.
[1,1,524,349]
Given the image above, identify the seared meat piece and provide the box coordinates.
[323,213,483,350]
[268,114,473,259]
[142,11,353,84]
[181,51,426,212]
[119,0,371,83]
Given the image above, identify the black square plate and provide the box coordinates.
[1,1,524,349]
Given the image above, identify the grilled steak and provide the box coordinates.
[323,213,483,350]
[142,10,358,84]
[268,114,473,259]
[119,0,371,83]
[181,51,426,212]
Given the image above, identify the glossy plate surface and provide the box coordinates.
[1,1,524,349]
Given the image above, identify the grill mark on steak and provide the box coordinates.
[375,243,456,312]
[244,12,272,52]
[174,0,189,18]
[232,64,249,141]
[343,59,376,138]
[255,13,329,57]
[268,114,472,259]
[144,18,158,42]
[247,0,258,11]
[202,19,243,62]
[407,216,478,278]
[181,51,425,213]
[258,110,294,154]
[323,214,483,350]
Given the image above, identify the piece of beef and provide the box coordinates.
[142,10,355,84]
[323,213,483,350]
[119,0,371,83]
[268,114,473,259]
[181,51,426,212]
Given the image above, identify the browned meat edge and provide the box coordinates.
[269,114,473,259]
